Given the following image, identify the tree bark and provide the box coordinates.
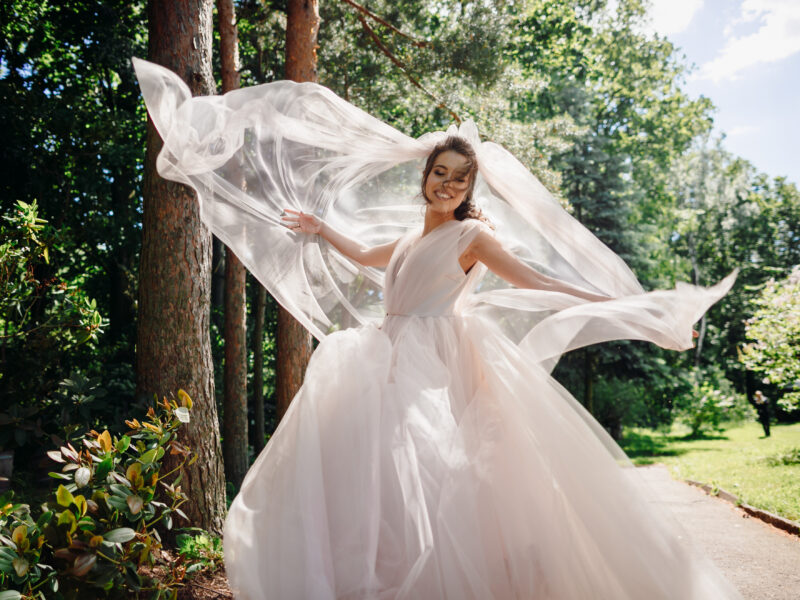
[137,0,226,535]
[275,0,319,421]
[253,282,267,453]
[217,0,249,492]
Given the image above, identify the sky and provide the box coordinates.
[644,0,800,184]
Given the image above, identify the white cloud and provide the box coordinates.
[647,0,704,36]
[698,0,800,82]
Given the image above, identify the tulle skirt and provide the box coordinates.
[223,313,743,599]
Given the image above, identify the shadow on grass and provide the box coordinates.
[618,429,719,460]
[676,431,732,442]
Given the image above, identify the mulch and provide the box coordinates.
[177,568,232,600]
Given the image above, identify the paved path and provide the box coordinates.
[637,464,800,600]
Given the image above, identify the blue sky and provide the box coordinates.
[645,0,800,184]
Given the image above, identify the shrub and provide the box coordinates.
[0,391,198,599]
[674,366,755,437]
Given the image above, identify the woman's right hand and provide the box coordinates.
[281,208,322,234]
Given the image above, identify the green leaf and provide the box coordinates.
[109,483,132,496]
[95,457,114,481]
[36,510,54,528]
[140,448,158,464]
[123,561,142,590]
[103,528,135,543]
[106,495,128,512]
[115,435,131,453]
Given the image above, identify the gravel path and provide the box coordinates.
[636,464,800,600]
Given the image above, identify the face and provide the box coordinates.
[424,150,472,215]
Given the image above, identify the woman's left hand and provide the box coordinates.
[281,208,322,234]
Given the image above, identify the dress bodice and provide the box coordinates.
[383,219,488,317]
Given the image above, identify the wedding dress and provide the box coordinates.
[132,58,744,599]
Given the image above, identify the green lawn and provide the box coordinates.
[620,420,800,522]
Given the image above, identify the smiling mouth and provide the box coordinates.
[435,191,453,200]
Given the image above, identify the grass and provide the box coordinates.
[620,420,800,522]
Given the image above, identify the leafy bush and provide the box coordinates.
[175,530,224,575]
[674,366,755,437]
[0,391,198,599]
[0,200,106,455]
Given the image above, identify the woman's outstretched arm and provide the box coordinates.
[281,208,399,268]
[464,230,611,302]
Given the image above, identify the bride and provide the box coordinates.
[132,57,743,599]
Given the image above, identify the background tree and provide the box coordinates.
[274,0,320,422]
[218,0,249,491]
[135,0,226,534]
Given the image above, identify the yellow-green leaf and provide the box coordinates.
[125,462,141,483]
[56,485,74,508]
[98,430,112,453]
[11,525,27,546]
[177,389,192,409]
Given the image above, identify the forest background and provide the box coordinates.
[1,0,799,536]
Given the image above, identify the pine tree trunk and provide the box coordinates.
[218,0,249,490]
[275,0,319,421]
[136,0,226,535]
[253,282,267,453]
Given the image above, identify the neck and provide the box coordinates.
[422,208,455,236]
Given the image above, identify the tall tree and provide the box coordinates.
[219,0,249,490]
[275,0,319,421]
[136,0,226,534]
[252,282,268,453]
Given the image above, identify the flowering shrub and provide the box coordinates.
[0,392,197,599]
[739,266,800,411]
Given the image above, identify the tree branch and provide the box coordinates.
[339,0,428,47]
[356,14,461,124]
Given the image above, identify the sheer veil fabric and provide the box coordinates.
[132,57,743,599]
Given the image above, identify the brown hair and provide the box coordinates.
[421,136,493,228]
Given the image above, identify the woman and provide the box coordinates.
[132,57,742,599]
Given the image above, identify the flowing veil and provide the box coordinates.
[131,57,738,467]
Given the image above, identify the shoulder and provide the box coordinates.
[458,218,497,255]
[458,218,495,237]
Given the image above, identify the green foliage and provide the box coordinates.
[175,530,224,574]
[0,200,103,350]
[0,201,108,452]
[739,267,800,410]
[0,392,197,599]
[674,366,755,437]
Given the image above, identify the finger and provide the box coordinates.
[283,208,301,215]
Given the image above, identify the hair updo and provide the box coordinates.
[420,136,494,228]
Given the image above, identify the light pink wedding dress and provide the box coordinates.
[131,57,744,599]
